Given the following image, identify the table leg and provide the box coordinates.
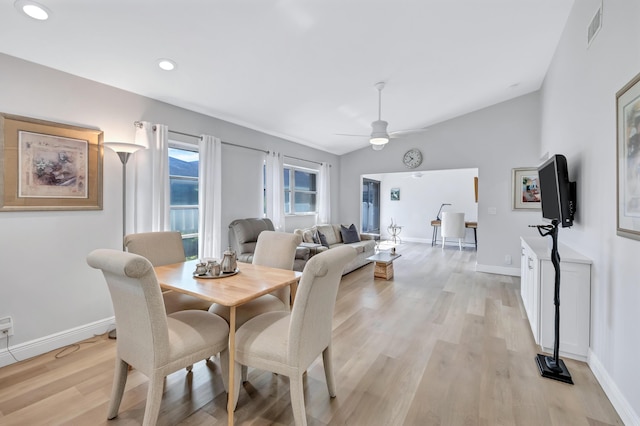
[474,228,477,249]
[432,226,438,246]
[227,307,236,425]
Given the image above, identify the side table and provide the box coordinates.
[366,252,402,280]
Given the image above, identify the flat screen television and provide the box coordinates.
[537,154,576,228]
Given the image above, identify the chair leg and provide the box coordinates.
[232,361,243,410]
[107,358,129,419]
[241,365,249,382]
[219,349,230,393]
[289,374,308,426]
[142,371,165,426]
[441,237,445,250]
[459,238,462,251]
[322,345,336,397]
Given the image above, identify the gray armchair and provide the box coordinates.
[228,218,309,271]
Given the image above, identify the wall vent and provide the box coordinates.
[587,4,602,47]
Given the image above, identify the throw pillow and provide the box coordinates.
[317,231,330,248]
[302,229,315,243]
[312,230,320,244]
[340,224,361,244]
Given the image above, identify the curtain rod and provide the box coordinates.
[282,154,327,167]
[133,121,268,154]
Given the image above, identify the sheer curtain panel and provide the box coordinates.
[198,135,222,259]
[132,122,170,233]
[265,151,285,231]
[318,162,331,224]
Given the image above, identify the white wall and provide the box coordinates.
[539,1,640,423]
[0,53,338,365]
[363,169,478,244]
[338,92,544,275]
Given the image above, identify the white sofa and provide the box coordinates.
[293,224,376,275]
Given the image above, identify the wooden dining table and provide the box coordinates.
[154,259,302,425]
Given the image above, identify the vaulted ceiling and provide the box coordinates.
[0,1,574,155]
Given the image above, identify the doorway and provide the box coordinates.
[362,178,380,234]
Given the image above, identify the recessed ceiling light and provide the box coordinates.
[158,59,177,71]
[14,0,50,21]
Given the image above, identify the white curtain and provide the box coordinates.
[198,135,222,260]
[318,162,331,224]
[132,122,170,233]
[265,151,285,231]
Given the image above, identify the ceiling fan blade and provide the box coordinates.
[389,127,430,137]
[334,133,369,137]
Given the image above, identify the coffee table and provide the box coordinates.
[366,252,402,280]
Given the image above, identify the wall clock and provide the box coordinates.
[403,148,423,169]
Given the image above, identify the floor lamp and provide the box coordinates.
[104,142,144,339]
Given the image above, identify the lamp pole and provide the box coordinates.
[104,142,144,249]
[103,142,143,339]
[436,203,451,221]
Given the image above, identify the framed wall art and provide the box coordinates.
[390,188,400,201]
[512,167,541,210]
[0,113,103,211]
[616,71,640,240]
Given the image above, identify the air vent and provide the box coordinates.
[587,4,602,47]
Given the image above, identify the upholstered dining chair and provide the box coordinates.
[209,230,303,381]
[441,212,466,251]
[124,231,211,313]
[209,230,302,327]
[86,249,230,426]
[231,245,356,426]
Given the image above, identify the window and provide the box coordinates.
[284,166,317,214]
[169,144,199,259]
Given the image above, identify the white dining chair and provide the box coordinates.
[124,231,212,313]
[209,230,302,327]
[86,249,230,426]
[230,245,357,426]
[441,212,466,251]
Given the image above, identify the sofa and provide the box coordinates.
[293,224,376,275]
[228,218,309,272]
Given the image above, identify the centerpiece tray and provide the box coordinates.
[193,268,240,279]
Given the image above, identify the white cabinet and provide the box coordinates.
[520,237,591,361]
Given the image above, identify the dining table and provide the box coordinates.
[154,259,302,425]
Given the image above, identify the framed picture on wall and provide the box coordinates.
[512,167,541,210]
[390,188,400,201]
[0,113,103,211]
[616,71,640,240]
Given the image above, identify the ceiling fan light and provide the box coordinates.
[371,143,385,151]
[370,137,389,145]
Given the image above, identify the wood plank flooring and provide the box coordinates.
[0,243,623,425]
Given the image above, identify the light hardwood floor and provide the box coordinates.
[0,243,623,425]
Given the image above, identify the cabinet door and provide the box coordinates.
[520,244,539,343]
[539,260,591,360]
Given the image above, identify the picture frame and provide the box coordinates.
[0,113,103,211]
[390,188,400,201]
[512,167,541,210]
[616,71,640,240]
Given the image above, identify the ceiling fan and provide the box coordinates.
[335,82,429,151]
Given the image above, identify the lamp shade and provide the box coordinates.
[104,142,144,154]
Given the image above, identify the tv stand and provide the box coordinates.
[531,221,573,384]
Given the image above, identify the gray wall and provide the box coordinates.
[539,0,640,422]
[339,92,544,275]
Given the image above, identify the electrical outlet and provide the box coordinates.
[0,316,14,337]
[504,255,512,265]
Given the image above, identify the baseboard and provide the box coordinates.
[475,263,520,277]
[0,317,115,368]
[588,349,639,425]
